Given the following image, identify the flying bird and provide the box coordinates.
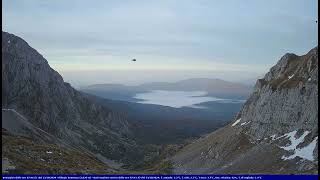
[132,59,136,62]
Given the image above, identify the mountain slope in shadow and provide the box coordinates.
[2,31,159,171]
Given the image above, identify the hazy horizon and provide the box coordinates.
[3,0,318,87]
[59,69,262,88]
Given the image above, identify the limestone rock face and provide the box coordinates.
[2,31,136,165]
[240,47,318,139]
[172,47,318,174]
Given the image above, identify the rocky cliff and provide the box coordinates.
[2,31,154,170]
[171,47,318,174]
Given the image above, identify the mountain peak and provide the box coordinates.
[171,47,318,174]
[2,32,143,171]
[259,47,318,91]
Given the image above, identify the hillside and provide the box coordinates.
[1,31,158,170]
[2,31,238,173]
[171,47,318,174]
[2,128,113,174]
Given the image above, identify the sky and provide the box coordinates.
[2,0,318,87]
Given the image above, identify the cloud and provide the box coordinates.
[3,0,318,74]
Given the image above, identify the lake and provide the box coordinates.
[134,90,244,108]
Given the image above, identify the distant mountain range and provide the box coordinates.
[81,78,252,102]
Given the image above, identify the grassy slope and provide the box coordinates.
[2,128,181,174]
[2,128,114,174]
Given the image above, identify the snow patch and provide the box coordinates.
[282,137,318,161]
[275,130,297,141]
[232,118,241,127]
[240,121,251,126]
[280,130,310,151]
[279,130,317,161]
[270,134,277,140]
[288,74,294,80]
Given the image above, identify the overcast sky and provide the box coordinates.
[2,0,318,86]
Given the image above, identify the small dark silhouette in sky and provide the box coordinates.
[132,59,136,62]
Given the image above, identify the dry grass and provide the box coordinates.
[2,129,113,174]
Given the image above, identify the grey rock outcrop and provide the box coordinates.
[2,31,139,166]
[171,47,318,174]
[2,109,61,145]
[240,47,318,139]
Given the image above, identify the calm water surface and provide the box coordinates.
[134,90,243,108]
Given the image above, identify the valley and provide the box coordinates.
[83,81,247,145]
[2,31,246,174]
[2,0,318,176]
[2,31,318,175]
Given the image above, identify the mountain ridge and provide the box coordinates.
[85,78,251,92]
[171,46,318,174]
[81,78,252,102]
[2,31,159,171]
